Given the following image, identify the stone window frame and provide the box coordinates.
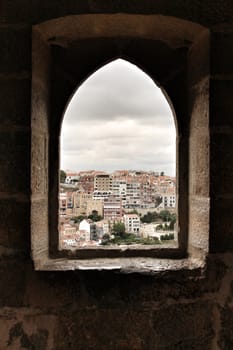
[31,14,210,273]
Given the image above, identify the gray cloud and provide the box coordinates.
[61,59,176,175]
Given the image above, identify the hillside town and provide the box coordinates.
[59,170,177,249]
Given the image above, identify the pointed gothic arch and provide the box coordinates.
[31,14,210,269]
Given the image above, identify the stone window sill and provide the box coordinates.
[34,254,206,276]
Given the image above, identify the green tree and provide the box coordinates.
[88,210,103,222]
[112,222,126,237]
[71,215,86,223]
[160,233,174,241]
[101,234,110,245]
[60,169,67,183]
[159,210,173,222]
[169,215,176,229]
[141,211,159,223]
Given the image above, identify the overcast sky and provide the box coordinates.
[61,59,176,176]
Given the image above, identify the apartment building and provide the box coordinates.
[72,191,103,217]
[123,214,140,234]
[94,174,112,192]
[103,196,123,221]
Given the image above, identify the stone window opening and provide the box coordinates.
[31,14,210,273]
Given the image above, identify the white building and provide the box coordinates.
[78,219,97,241]
[159,193,176,209]
[112,180,127,198]
[79,219,91,241]
[141,223,161,239]
[65,172,79,184]
[123,214,140,235]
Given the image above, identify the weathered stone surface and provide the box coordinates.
[152,302,214,349]
[0,77,31,126]
[31,198,48,259]
[0,261,27,307]
[219,306,233,350]
[0,26,31,74]
[54,308,153,350]
[210,198,233,252]
[210,79,233,127]
[0,2,233,350]
[0,0,31,24]
[31,0,233,25]
[31,133,48,195]
[0,131,30,193]
[0,198,30,249]
[0,309,56,350]
[210,133,233,196]
[211,29,233,75]
[189,196,209,252]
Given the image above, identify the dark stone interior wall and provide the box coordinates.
[1,1,233,349]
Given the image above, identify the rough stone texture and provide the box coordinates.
[210,198,233,252]
[188,196,209,252]
[210,79,233,128]
[211,29,233,75]
[0,198,30,250]
[219,306,233,349]
[210,133,233,197]
[152,302,214,349]
[0,26,31,74]
[0,77,31,127]
[0,131,30,194]
[0,0,31,24]
[0,1,233,349]
[0,308,56,350]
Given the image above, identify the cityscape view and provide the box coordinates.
[59,170,177,249]
[59,59,176,250]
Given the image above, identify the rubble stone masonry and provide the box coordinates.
[0,1,233,349]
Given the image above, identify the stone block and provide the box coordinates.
[32,0,89,23]
[0,77,31,126]
[189,78,209,129]
[0,26,31,74]
[211,30,233,75]
[31,133,48,195]
[31,81,49,133]
[152,302,214,349]
[24,269,82,309]
[0,198,30,249]
[210,79,233,127]
[188,29,210,87]
[54,308,153,350]
[0,260,27,307]
[0,309,56,349]
[189,131,209,197]
[219,306,233,349]
[210,133,233,196]
[189,196,209,252]
[0,0,31,24]
[210,198,233,252]
[0,131,30,193]
[31,198,48,258]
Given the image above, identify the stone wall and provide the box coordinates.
[0,1,233,349]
